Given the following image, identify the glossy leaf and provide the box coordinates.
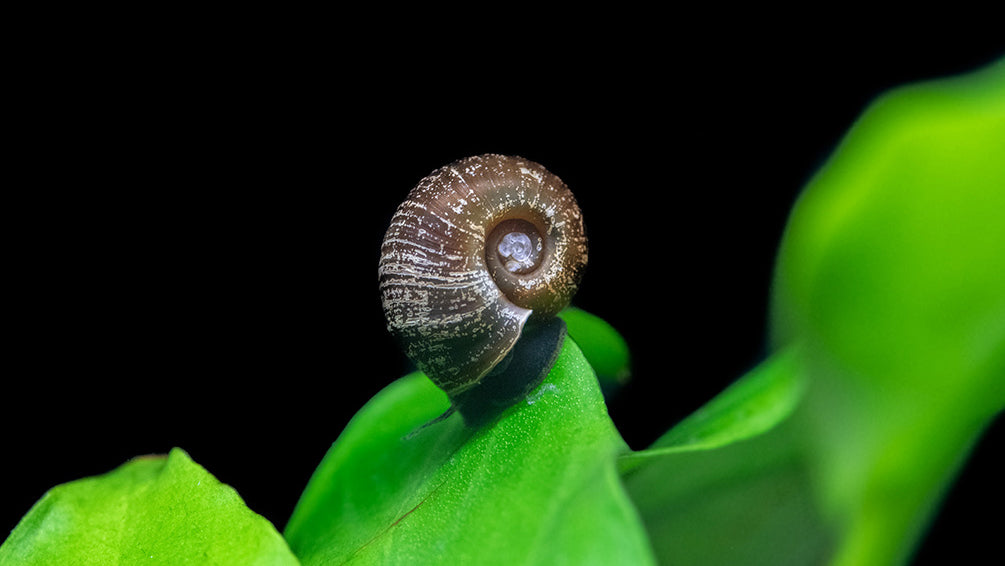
[284,337,655,565]
[0,448,298,566]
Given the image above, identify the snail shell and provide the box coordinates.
[379,154,587,398]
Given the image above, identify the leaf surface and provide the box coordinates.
[769,57,1005,566]
[619,349,833,565]
[620,347,803,471]
[284,337,655,565]
[0,448,298,566]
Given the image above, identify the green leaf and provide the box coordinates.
[0,448,298,566]
[618,349,833,565]
[614,59,1005,566]
[770,57,1005,566]
[284,337,655,565]
[559,307,631,392]
[619,347,804,471]
[772,57,1005,416]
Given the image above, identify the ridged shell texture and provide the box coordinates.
[379,154,587,396]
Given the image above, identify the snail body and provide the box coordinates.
[379,154,587,402]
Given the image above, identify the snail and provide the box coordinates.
[379,154,587,423]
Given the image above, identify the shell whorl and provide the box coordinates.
[379,154,587,397]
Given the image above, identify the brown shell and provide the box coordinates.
[379,154,588,397]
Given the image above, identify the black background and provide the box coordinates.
[5,16,1002,564]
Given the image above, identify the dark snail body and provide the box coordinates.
[379,154,587,405]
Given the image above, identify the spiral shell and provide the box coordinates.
[379,154,587,398]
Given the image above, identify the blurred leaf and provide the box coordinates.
[284,338,655,565]
[616,59,1005,566]
[771,57,1005,565]
[0,448,298,566]
[560,307,631,392]
[773,57,1005,413]
[619,349,833,565]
